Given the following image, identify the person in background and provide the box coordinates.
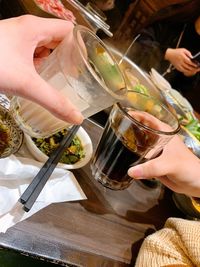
[130,6,200,113]
[90,0,115,11]
[89,0,130,36]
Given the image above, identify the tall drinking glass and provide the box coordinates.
[91,91,180,190]
[10,25,126,137]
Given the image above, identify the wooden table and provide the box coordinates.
[0,119,182,266]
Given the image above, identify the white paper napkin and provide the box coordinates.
[0,155,86,233]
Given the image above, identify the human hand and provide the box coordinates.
[128,135,200,197]
[183,66,200,77]
[165,48,199,76]
[0,15,83,125]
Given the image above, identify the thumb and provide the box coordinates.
[183,48,192,58]
[19,72,84,125]
[128,158,166,179]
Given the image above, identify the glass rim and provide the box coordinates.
[116,91,180,136]
[73,25,127,100]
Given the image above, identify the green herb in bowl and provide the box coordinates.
[32,129,85,165]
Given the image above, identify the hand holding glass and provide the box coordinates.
[10,25,126,137]
[91,91,180,190]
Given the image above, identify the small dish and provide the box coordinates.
[24,127,93,169]
[149,68,195,120]
[170,89,193,113]
[150,68,172,91]
[0,104,23,158]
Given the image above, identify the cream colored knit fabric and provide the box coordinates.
[135,218,200,267]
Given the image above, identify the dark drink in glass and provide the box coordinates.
[91,109,160,190]
[91,91,180,190]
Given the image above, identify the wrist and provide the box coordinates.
[165,48,173,61]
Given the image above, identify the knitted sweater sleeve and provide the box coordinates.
[135,218,200,267]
